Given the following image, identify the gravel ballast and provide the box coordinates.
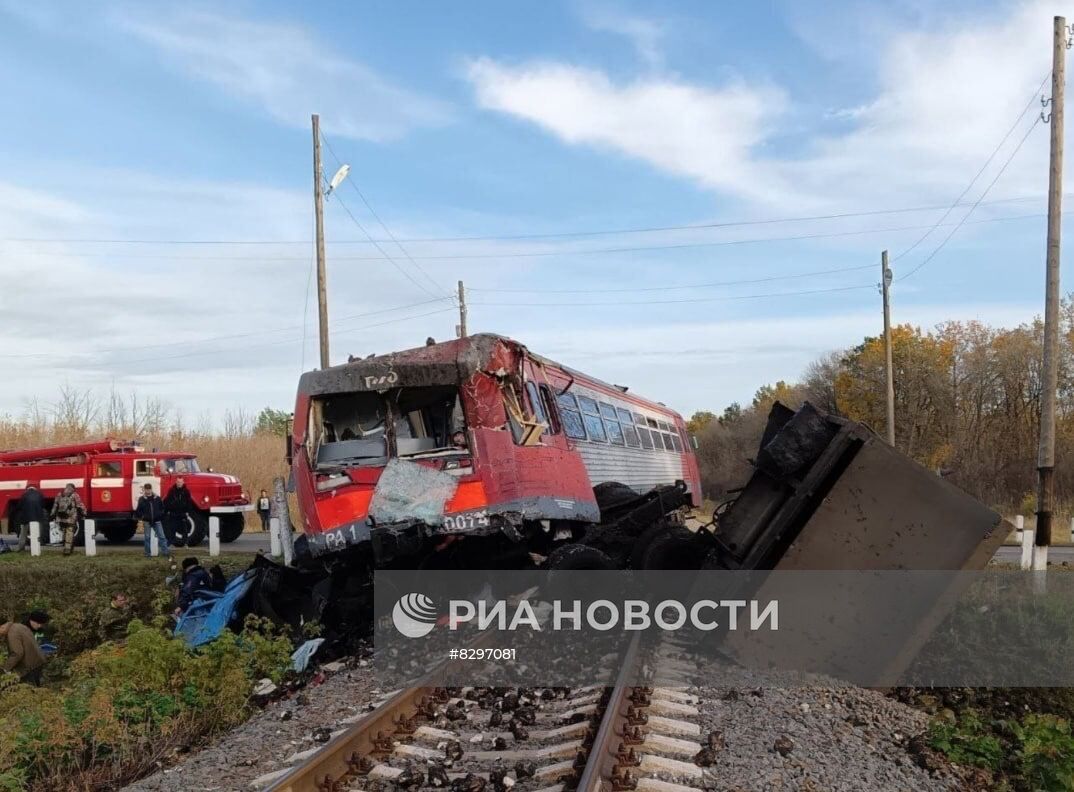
[122,660,379,792]
[695,685,969,791]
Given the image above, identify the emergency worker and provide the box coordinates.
[99,593,132,642]
[176,557,212,615]
[50,484,85,555]
[1,612,48,686]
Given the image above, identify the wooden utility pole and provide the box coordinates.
[457,280,468,338]
[1037,16,1067,553]
[881,250,895,447]
[312,114,330,370]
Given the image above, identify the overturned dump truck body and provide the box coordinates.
[700,402,1008,571]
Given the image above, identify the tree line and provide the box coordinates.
[688,296,1074,514]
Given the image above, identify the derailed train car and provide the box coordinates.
[288,333,702,571]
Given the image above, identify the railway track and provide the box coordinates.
[266,640,711,792]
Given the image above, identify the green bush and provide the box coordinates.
[0,617,292,791]
[928,708,1005,770]
[929,708,1074,790]
[1014,714,1074,791]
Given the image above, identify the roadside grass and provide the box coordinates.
[0,553,292,791]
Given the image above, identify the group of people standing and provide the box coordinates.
[12,484,86,556]
[11,478,202,557]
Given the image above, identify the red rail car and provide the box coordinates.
[0,440,252,544]
[291,334,701,565]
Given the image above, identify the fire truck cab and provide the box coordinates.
[0,440,252,544]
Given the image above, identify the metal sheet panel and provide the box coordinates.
[774,436,1007,571]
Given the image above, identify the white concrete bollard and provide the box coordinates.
[150,524,159,557]
[1033,543,1049,594]
[28,521,40,556]
[1019,515,1033,571]
[84,519,96,556]
[269,517,282,557]
[208,516,220,557]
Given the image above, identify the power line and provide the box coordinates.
[0,194,1056,246]
[469,263,877,294]
[0,297,454,360]
[892,71,1052,263]
[110,308,457,367]
[470,282,875,307]
[6,209,1058,262]
[319,133,452,299]
[326,187,445,300]
[900,115,1043,280]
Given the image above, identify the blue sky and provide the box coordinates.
[0,0,1067,424]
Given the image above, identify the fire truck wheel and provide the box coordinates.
[101,521,137,544]
[545,543,616,570]
[166,511,207,547]
[637,527,709,570]
[628,522,673,569]
[218,513,245,543]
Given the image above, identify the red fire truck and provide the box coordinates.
[290,333,702,568]
[0,440,253,545]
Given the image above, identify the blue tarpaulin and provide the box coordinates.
[174,569,257,647]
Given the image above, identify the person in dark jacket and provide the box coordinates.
[134,483,170,559]
[176,557,212,615]
[163,477,197,547]
[14,485,46,552]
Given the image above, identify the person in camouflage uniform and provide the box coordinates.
[50,484,85,555]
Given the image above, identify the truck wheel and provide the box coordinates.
[219,513,245,543]
[102,521,137,543]
[593,482,639,513]
[546,543,616,570]
[166,511,208,547]
[637,527,709,570]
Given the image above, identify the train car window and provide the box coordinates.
[658,421,672,432]
[661,433,675,451]
[577,395,599,414]
[598,402,618,420]
[525,382,548,426]
[638,427,654,449]
[633,412,646,425]
[616,409,639,446]
[576,397,606,442]
[670,433,683,453]
[647,418,659,429]
[556,393,587,440]
[539,385,561,434]
[604,415,625,445]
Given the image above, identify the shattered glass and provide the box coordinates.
[368,458,459,526]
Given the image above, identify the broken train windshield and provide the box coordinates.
[311,386,466,469]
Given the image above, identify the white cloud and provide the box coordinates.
[467,58,789,205]
[466,0,1064,211]
[580,6,665,68]
[114,6,450,141]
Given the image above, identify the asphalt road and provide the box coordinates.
[4,530,1073,562]
[0,529,272,555]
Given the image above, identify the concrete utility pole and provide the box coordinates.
[457,280,468,338]
[312,114,330,370]
[1037,16,1067,557]
[881,250,895,447]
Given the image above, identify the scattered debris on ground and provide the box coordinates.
[122,655,376,792]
